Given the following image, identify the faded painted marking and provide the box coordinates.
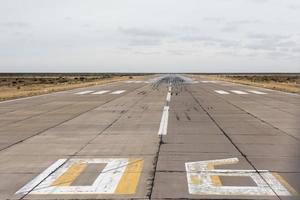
[201,80,217,83]
[52,163,87,186]
[185,158,295,196]
[168,86,172,92]
[166,92,171,102]
[16,159,67,194]
[75,90,94,95]
[92,90,110,95]
[111,90,126,94]
[230,90,248,94]
[158,106,169,135]
[115,158,144,194]
[272,172,298,195]
[214,90,229,94]
[248,90,267,94]
[16,158,143,194]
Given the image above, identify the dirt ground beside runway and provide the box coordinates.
[0,74,149,101]
[196,74,300,94]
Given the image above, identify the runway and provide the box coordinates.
[0,74,299,200]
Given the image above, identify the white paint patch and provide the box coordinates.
[92,90,110,95]
[16,158,129,195]
[168,86,172,92]
[158,106,169,135]
[16,159,67,195]
[111,90,126,94]
[214,90,229,94]
[75,90,94,95]
[166,92,171,102]
[230,90,248,94]
[248,90,267,94]
[201,80,217,83]
[185,157,293,196]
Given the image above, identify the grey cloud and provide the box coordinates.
[181,35,239,48]
[133,51,160,55]
[288,4,300,10]
[128,38,161,46]
[221,20,260,32]
[202,17,224,23]
[0,22,30,28]
[118,27,168,38]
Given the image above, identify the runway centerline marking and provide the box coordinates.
[111,90,126,94]
[185,157,295,196]
[214,90,229,94]
[158,106,169,135]
[75,90,94,95]
[16,158,144,195]
[92,90,110,95]
[230,90,248,94]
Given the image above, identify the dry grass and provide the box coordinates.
[202,75,300,94]
[0,75,142,101]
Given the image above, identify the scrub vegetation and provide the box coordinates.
[0,73,148,101]
[205,74,300,94]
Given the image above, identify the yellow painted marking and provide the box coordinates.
[272,172,298,195]
[115,158,143,194]
[191,175,201,185]
[52,163,87,186]
[207,163,222,186]
[211,175,222,186]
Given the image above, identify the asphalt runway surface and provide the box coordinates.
[0,74,299,200]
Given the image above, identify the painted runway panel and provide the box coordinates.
[0,75,299,200]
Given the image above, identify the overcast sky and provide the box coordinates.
[0,0,299,73]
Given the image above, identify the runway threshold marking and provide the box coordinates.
[230,90,248,94]
[92,90,110,94]
[111,90,126,94]
[214,90,229,94]
[16,158,143,195]
[248,90,267,94]
[185,157,296,196]
[75,90,94,95]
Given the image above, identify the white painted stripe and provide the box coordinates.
[168,86,172,92]
[75,90,94,95]
[92,90,110,95]
[215,90,229,94]
[158,106,169,135]
[230,90,248,94]
[111,90,126,94]
[16,159,67,194]
[248,90,267,94]
[166,92,171,102]
[201,80,217,83]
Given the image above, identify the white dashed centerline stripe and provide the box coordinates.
[158,106,169,135]
[92,90,110,95]
[230,90,248,94]
[248,90,267,94]
[75,91,94,95]
[111,90,126,94]
[166,92,171,102]
[215,90,229,94]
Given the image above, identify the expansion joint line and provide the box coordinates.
[150,83,172,199]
